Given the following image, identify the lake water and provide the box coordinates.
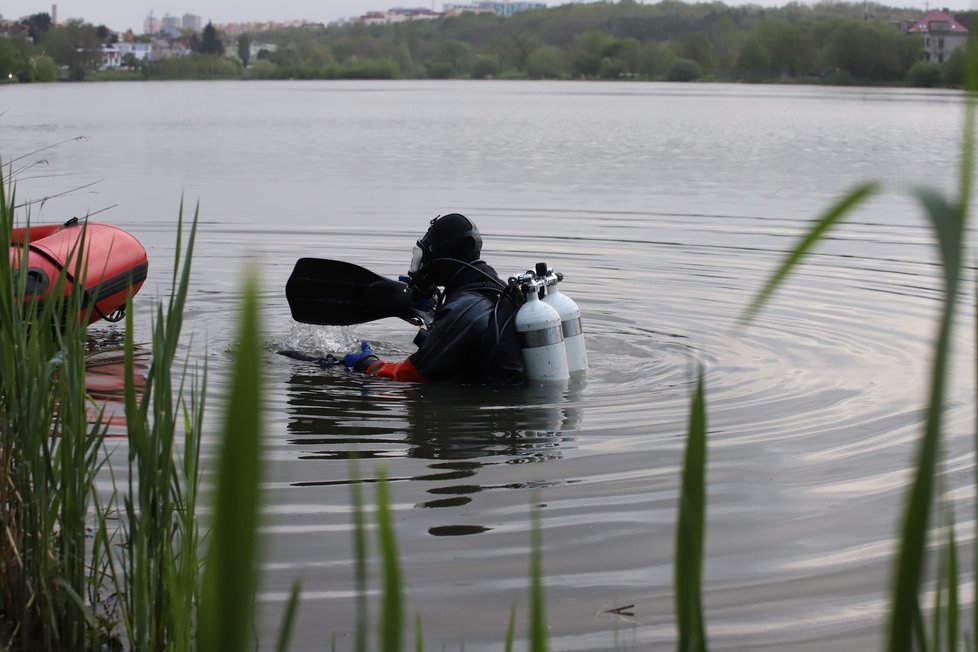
[1,80,975,650]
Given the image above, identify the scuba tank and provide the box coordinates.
[536,262,588,374]
[510,270,569,382]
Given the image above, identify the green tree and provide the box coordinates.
[470,54,499,79]
[437,39,472,76]
[39,20,101,76]
[237,34,252,67]
[616,37,642,76]
[493,31,543,73]
[735,36,771,81]
[638,41,671,79]
[526,45,564,78]
[246,58,277,79]
[666,57,702,81]
[23,12,52,42]
[203,1,934,84]
[298,39,335,67]
[0,39,25,80]
[424,61,453,78]
[907,60,943,87]
[599,56,624,79]
[681,31,715,74]
[344,57,398,79]
[821,18,919,81]
[392,43,415,77]
[942,47,966,87]
[712,16,741,78]
[147,52,241,79]
[401,21,422,63]
[34,54,58,81]
[756,18,816,77]
[198,22,224,55]
[571,30,612,78]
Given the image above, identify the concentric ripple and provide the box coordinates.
[231,209,975,652]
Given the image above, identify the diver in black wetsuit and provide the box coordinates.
[341,213,525,386]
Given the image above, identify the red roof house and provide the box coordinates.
[907,9,969,62]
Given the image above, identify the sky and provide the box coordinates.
[0,0,963,35]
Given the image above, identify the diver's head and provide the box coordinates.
[408,213,482,288]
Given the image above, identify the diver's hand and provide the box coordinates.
[343,340,380,373]
[398,274,436,325]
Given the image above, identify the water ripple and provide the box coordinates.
[168,212,975,650]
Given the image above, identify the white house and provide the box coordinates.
[100,41,154,69]
[906,8,969,63]
[100,44,121,69]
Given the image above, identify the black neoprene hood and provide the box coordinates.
[418,213,483,265]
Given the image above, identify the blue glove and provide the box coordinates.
[343,340,380,373]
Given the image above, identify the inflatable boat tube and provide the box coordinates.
[9,218,148,325]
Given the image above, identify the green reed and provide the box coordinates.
[107,204,205,651]
[375,470,404,652]
[194,268,300,652]
[0,173,112,650]
[0,149,300,650]
[674,372,707,652]
[199,267,263,652]
[1,163,219,650]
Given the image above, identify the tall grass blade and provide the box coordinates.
[199,268,263,652]
[944,504,959,652]
[963,32,978,651]
[275,581,302,652]
[0,165,112,649]
[959,35,977,215]
[351,457,369,652]
[504,602,516,652]
[375,471,403,652]
[738,182,879,327]
[52,244,107,650]
[886,188,965,651]
[414,613,423,652]
[529,507,547,652]
[674,369,708,652]
[119,204,204,651]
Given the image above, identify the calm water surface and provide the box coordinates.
[2,80,975,650]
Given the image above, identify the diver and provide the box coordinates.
[341,213,525,386]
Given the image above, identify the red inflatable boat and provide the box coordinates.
[9,218,148,325]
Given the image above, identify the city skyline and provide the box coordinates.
[1,0,965,34]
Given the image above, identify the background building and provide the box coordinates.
[143,12,161,35]
[443,1,545,17]
[906,8,969,63]
[182,13,203,31]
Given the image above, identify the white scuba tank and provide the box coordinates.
[514,285,569,382]
[538,263,587,374]
[543,283,587,374]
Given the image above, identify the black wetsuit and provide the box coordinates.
[408,260,524,386]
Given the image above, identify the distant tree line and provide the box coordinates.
[0,13,239,81]
[1,1,974,87]
[227,0,977,87]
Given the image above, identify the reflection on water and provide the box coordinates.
[282,361,585,535]
[84,332,148,434]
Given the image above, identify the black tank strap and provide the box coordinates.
[454,279,505,295]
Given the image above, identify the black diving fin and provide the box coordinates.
[285,257,420,326]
